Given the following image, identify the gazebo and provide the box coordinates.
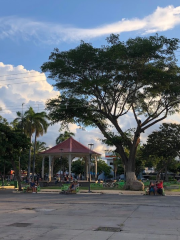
[39,137,101,181]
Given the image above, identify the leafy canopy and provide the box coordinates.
[41,34,180,165]
[143,123,180,174]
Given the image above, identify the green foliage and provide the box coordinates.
[31,141,48,174]
[12,107,49,137]
[41,34,180,175]
[0,123,30,158]
[13,107,49,178]
[149,176,156,180]
[97,160,111,177]
[0,120,30,190]
[56,130,75,144]
[53,157,68,176]
[72,159,85,175]
[143,123,180,176]
[0,116,9,125]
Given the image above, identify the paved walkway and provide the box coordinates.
[39,188,180,196]
[0,190,180,239]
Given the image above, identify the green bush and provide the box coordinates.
[149,176,156,180]
[168,176,174,181]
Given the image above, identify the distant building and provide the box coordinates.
[105,152,116,170]
[143,167,155,174]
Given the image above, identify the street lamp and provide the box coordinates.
[88,143,94,193]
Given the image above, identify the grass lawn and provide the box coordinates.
[41,182,180,191]
[41,186,61,189]
[167,189,180,192]
[41,186,124,190]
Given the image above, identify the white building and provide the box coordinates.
[105,152,116,169]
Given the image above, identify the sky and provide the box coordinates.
[0,0,180,155]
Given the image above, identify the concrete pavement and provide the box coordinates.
[0,190,180,239]
[39,188,180,196]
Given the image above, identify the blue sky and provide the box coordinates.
[0,0,180,71]
[0,1,180,153]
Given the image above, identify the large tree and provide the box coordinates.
[0,120,30,190]
[143,123,180,181]
[41,34,180,190]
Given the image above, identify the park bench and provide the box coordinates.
[60,184,79,194]
[145,187,165,196]
[23,185,41,193]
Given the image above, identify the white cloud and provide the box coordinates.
[1,61,180,156]
[0,5,180,44]
[0,62,60,144]
[0,62,108,155]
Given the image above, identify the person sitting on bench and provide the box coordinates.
[67,181,76,193]
[156,180,164,195]
[149,182,155,195]
[26,180,35,193]
[75,180,79,188]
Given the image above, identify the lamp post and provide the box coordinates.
[88,143,94,193]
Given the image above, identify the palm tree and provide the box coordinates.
[24,108,49,180]
[31,141,49,177]
[14,107,49,180]
[13,109,34,181]
[33,141,48,153]
[56,131,75,144]
[12,111,29,135]
[31,112,49,179]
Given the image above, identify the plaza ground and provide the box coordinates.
[0,190,180,239]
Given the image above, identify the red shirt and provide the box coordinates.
[156,182,163,189]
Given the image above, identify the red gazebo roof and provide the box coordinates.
[40,137,101,156]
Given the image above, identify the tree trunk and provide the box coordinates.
[2,158,5,186]
[12,159,22,191]
[165,165,168,181]
[123,130,144,191]
[156,172,160,181]
[125,170,144,190]
[32,130,37,181]
[28,134,32,181]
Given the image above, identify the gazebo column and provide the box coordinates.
[95,155,97,180]
[68,154,72,178]
[51,158,54,179]
[42,157,45,180]
[88,154,92,182]
[49,155,52,182]
[85,157,88,181]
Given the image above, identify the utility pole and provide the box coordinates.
[22,103,25,132]
[19,103,25,181]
